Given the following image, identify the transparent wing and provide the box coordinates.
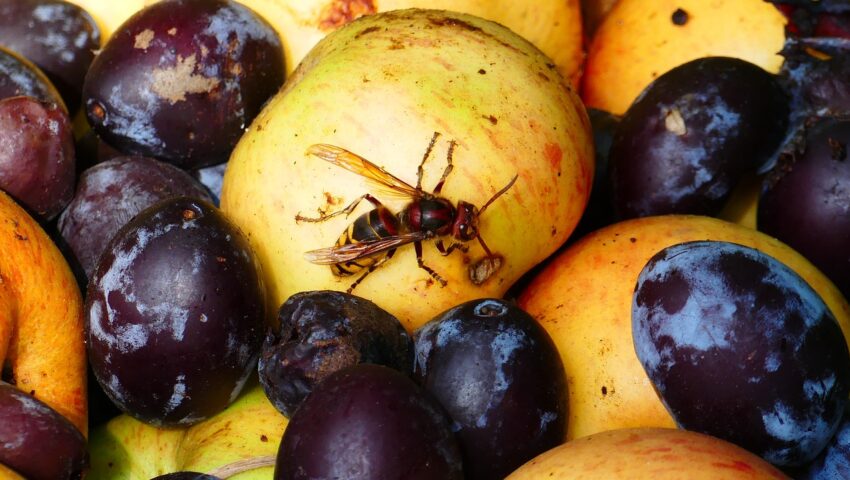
[306,144,422,199]
[303,232,427,264]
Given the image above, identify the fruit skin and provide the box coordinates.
[82,0,285,169]
[0,464,24,480]
[0,46,66,109]
[259,290,412,418]
[796,405,850,479]
[64,0,584,88]
[413,298,568,480]
[0,382,88,480]
[86,197,266,427]
[633,241,850,466]
[275,363,463,480]
[0,189,87,435]
[758,117,850,300]
[517,215,850,441]
[0,0,100,112]
[57,156,214,280]
[0,96,76,221]
[608,57,789,220]
[583,0,787,115]
[505,428,790,479]
[87,383,286,480]
[222,9,594,331]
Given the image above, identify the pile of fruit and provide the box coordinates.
[3,0,850,478]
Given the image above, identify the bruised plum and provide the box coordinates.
[82,0,284,169]
[58,156,214,280]
[413,298,567,480]
[258,290,412,418]
[275,364,463,480]
[85,197,266,426]
[0,0,100,112]
[0,46,64,108]
[758,117,850,299]
[0,383,88,480]
[633,240,850,466]
[609,57,789,219]
[0,96,75,221]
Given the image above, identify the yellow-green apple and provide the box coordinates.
[518,215,850,441]
[221,8,594,331]
[506,428,790,479]
[87,383,286,479]
[64,0,585,87]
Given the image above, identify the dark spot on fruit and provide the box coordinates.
[261,434,268,442]
[672,8,689,26]
[355,25,380,39]
[601,385,608,396]
[478,68,486,74]
[828,137,847,161]
[630,237,637,243]
[483,115,498,125]
[88,101,106,124]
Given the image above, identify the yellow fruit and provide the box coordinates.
[221,9,593,331]
[0,463,25,480]
[506,428,790,479]
[65,0,584,87]
[518,215,850,440]
[582,0,787,115]
[0,190,87,435]
[87,384,286,479]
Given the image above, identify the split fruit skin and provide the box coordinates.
[86,196,266,427]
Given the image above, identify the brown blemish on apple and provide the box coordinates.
[151,55,220,104]
[134,29,154,50]
[355,26,380,39]
[317,0,376,32]
[544,143,562,169]
[712,460,756,473]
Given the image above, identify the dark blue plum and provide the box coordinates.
[275,364,463,480]
[632,240,850,467]
[608,57,789,219]
[413,298,567,480]
[797,404,850,479]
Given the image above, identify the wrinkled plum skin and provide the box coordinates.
[82,0,284,169]
[796,404,850,479]
[779,38,850,119]
[608,57,789,219]
[0,96,75,221]
[633,241,850,467]
[759,118,850,300]
[0,383,88,480]
[275,364,463,480]
[0,0,100,112]
[85,197,266,427]
[0,46,64,108]
[259,290,413,418]
[413,298,567,480]
[58,156,214,281]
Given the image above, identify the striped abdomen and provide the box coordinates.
[332,206,401,276]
